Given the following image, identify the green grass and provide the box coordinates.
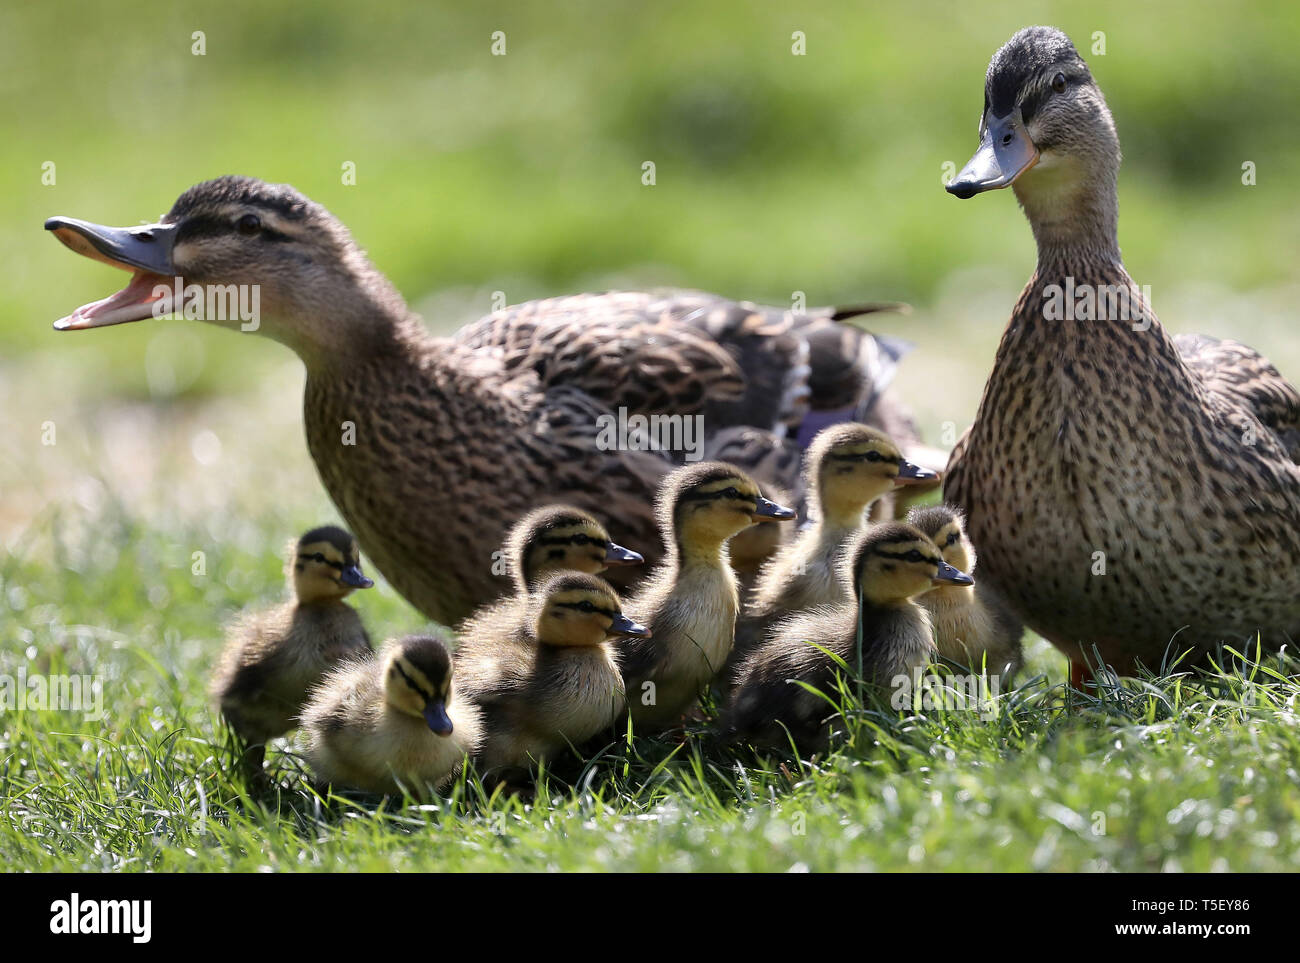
[4,1,1300,872]
[3,478,1299,872]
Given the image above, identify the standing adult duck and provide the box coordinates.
[944,26,1300,678]
[45,177,916,626]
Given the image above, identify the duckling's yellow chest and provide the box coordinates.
[634,564,738,724]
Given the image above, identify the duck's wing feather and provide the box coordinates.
[454,290,910,435]
[1176,333,1300,463]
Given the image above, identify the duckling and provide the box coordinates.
[723,523,973,749]
[735,425,938,657]
[907,504,1024,681]
[944,27,1300,679]
[620,462,795,731]
[725,482,794,598]
[299,633,482,796]
[502,504,643,596]
[211,525,373,778]
[454,572,647,776]
[47,177,919,628]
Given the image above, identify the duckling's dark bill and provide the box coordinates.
[603,543,645,567]
[45,216,179,330]
[895,460,940,486]
[933,561,975,586]
[422,701,454,735]
[751,496,796,522]
[946,111,1039,198]
[609,613,651,638]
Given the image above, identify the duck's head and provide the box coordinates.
[659,461,796,557]
[505,505,643,594]
[290,525,374,604]
[849,522,974,607]
[382,634,457,735]
[806,424,938,527]
[46,176,404,357]
[530,572,650,648]
[906,504,976,579]
[945,27,1119,233]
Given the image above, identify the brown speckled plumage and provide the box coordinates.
[47,178,922,628]
[945,28,1300,675]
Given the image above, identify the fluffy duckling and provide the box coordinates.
[724,523,972,749]
[726,482,794,598]
[620,462,795,731]
[212,525,374,777]
[299,633,482,796]
[502,504,644,596]
[907,504,1024,682]
[455,572,647,776]
[733,425,937,663]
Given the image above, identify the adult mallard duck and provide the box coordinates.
[944,27,1300,680]
[45,177,920,626]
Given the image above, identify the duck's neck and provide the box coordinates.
[1014,156,1123,274]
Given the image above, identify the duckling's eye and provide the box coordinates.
[571,534,590,546]
[236,213,262,236]
[904,550,926,563]
[1051,72,1067,94]
[722,487,740,499]
[577,600,598,614]
[865,451,883,462]
[945,532,961,546]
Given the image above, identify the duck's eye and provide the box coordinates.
[1051,71,1067,94]
[905,550,926,563]
[577,600,597,614]
[236,213,262,236]
[945,532,961,546]
[865,451,883,463]
[722,487,740,499]
[572,534,590,546]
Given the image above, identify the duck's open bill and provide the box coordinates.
[45,216,179,330]
[945,108,1040,198]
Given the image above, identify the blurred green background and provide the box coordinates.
[2,0,1299,541]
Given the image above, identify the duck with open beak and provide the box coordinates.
[44,217,182,329]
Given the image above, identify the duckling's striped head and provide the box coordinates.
[291,525,373,603]
[531,572,650,649]
[847,522,974,607]
[48,176,405,356]
[382,634,456,735]
[805,424,937,525]
[907,504,976,577]
[504,505,643,594]
[657,462,795,555]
